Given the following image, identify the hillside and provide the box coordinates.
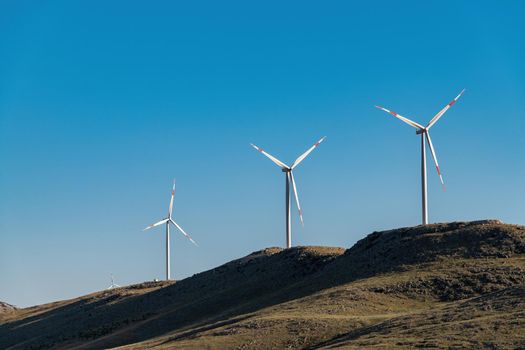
[1,220,524,349]
[0,302,17,321]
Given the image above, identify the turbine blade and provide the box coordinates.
[289,171,304,226]
[143,218,168,231]
[170,219,198,246]
[169,179,176,216]
[375,105,425,130]
[425,132,446,191]
[291,136,326,169]
[250,143,289,170]
[427,89,466,129]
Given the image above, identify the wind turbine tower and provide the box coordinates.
[375,89,465,225]
[250,137,326,248]
[107,274,120,290]
[144,179,197,280]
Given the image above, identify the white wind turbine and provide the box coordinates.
[143,179,197,280]
[250,137,326,248]
[107,274,120,290]
[375,89,465,225]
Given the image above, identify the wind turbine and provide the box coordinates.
[250,137,326,248]
[143,179,197,280]
[107,274,120,290]
[375,89,465,225]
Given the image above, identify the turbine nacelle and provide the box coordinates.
[416,128,427,135]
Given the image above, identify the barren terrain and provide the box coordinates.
[1,220,524,349]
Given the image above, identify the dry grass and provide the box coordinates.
[1,220,525,349]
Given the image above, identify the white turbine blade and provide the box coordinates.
[291,136,326,169]
[250,143,289,170]
[289,171,304,226]
[425,132,446,191]
[169,179,176,216]
[427,89,466,129]
[143,218,168,231]
[170,219,198,246]
[375,105,425,130]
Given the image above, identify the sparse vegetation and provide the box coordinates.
[1,220,524,349]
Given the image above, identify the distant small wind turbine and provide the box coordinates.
[107,274,120,290]
[144,179,197,280]
[250,137,326,248]
[375,89,465,225]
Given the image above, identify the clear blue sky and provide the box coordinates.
[1,1,524,307]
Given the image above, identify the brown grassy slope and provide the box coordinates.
[115,252,525,349]
[1,220,525,350]
[313,285,525,349]
[0,246,344,349]
[0,302,18,322]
